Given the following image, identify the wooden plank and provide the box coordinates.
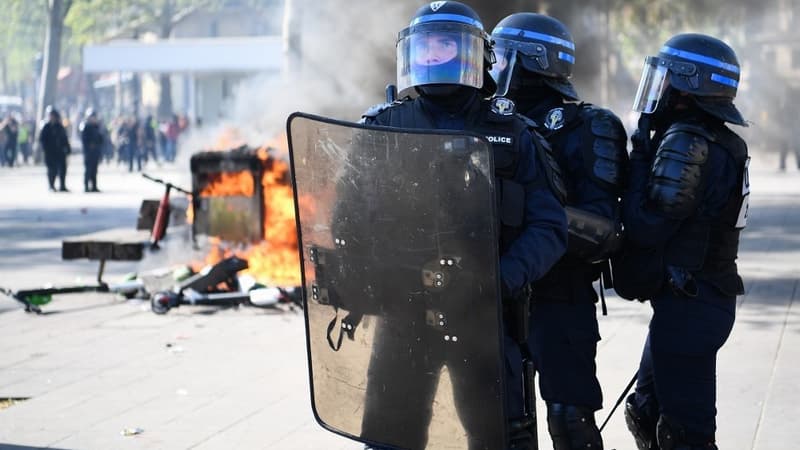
[61,228,151,261]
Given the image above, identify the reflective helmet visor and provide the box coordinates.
[489,44,518,97]
[397,23,484,96]
[632,56,669,113]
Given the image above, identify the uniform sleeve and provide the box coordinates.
[500,130,568,292]
[622,152,682,247]
[622,143,736,248]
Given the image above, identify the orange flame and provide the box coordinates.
[200,171,255,197]
[194,131,301,287]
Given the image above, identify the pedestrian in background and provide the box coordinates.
[17,118,32,165]
[80,108,103,192]
[39,106,71,192]
[2,116,19,167]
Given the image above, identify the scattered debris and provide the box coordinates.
[0,398,29,411]
[120,427,144,436]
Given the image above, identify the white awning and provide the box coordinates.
[83,36,283,74]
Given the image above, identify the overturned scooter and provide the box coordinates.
[150,256,302,314]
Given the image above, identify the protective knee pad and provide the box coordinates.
[656,415,718,450]
[624,393,658,450]
[546,403,603,450]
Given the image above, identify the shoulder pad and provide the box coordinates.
[582,106,626,141]
[360,102,392,121]
[659,124,710,165]
[648,123,712,218]
[360,99,409,122]
[575,106,629,193]
[664,121,715,142]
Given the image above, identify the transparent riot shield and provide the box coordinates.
[287,112,506,450]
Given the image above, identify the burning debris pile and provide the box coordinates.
[189,134,301,289]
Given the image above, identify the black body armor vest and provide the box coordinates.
[529,103,628,301]
[367,97,565,256]
[655,121,749,296]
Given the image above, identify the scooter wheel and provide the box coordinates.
[151,291,177,314]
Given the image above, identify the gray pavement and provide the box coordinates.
[0,152,798,449]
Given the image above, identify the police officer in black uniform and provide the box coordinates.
[39,106,71,192]
[356,2,568,448]
[489,13,628,450]
[80,108,103,192]
[621,34,749,450]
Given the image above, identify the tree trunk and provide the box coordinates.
[157,0,174,120]
[37,0,66,123]
[34,0,68,163]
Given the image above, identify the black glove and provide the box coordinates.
[630,114,654,162]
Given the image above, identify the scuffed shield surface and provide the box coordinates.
[287,113,507,449]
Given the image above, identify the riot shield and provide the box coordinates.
[287,112,506,450]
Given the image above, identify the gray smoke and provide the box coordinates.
[180,0,784,161]
[179,0,421,160]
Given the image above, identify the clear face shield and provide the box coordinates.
[397,23,485,96]
[489,38,550,97]
[489,44,517,97]
[632,56,670,114]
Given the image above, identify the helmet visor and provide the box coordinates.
[397,24,485,96]
[489,44,517,97]
[632,56,669,114]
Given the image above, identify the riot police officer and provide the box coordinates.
[357,2,568,448]
[80,108,103,192]
[39,106,71,192]
[620,34,749,450]
[489,13,628,450]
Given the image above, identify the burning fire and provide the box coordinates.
[195,131,302,287]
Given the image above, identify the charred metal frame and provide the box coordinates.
[190,146,266,243]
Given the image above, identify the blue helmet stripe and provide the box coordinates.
[410,13,483,29]
[710,73,739,88]
[661,46,740,74]
[493,26,575,50]
[558,51,575,64]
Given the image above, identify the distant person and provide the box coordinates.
[163,114,180,162]
[98,117,113,164]
[39,106,71,192]
[80,108,103,192]
[2,116,19,167]
[17,119,32,164]
[142,114,158,165]
[125,117,142,172]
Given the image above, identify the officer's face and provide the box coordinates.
[413,33,459,66]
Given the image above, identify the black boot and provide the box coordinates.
[547,403,603,449]
[624,393,659,450]
[656,415,717,450]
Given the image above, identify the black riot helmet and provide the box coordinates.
[489,13,578,100]
[633,33,747,126]
[396,1,496,97]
